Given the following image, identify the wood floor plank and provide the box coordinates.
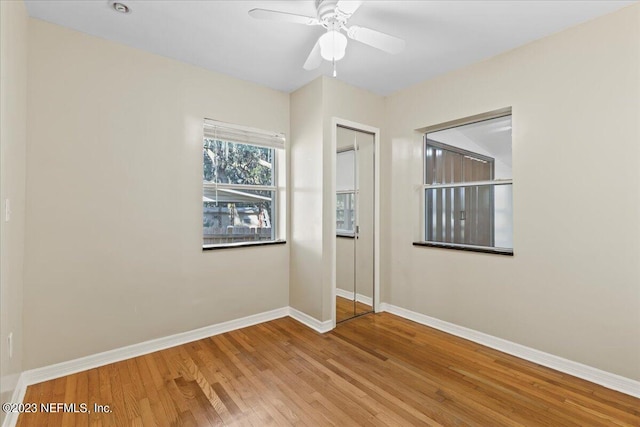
[189,342,246,416]
[86,369,102,427]
[336,296,373,323]
[75,371,89,427]
[97,365,114,427]
[46,377,67,427]
[16,313,640,426]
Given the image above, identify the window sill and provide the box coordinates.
[203,240,286,251]
[337,234,355,239]
[413,241,513,256]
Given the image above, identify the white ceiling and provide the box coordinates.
[25,0,636,95]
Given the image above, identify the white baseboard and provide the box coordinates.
[1,374,27,427]
[335,288,373,306]
[5,304,330,427]
[335,288,351,300]
[288,307,333,333]
[12,301,637,424]
[23,307,289,387]
[0,302,335,427]
[1,307,291,427]
[379,303,640,399]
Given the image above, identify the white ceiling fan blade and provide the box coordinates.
[336,1,363,16]
[303,41,323,70]
[248,8,320,25]
[347,25,405,54]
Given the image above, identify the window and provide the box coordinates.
[336,149,355,236]
[203,120,285,248]
[336,193,355,234]
[420,111,513,254]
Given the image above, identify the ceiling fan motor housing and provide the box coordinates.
[316,0,349,30]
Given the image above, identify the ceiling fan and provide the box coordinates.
[249,0,406,75]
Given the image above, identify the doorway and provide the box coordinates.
[335,125,375,323]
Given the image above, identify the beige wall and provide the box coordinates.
[384,4,640,380]
[336,237,354,293]
[289,78,324,320]
[23,20,290,370]
[0,0,28,418]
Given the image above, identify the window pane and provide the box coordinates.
[426,115,512,181]
[426,183,512,249]
[337,150,355,191]
[337,192,355,233]
[424,114,512,252]
[203,189,274,245]
[494,184,513,249]
[203,139,274,186]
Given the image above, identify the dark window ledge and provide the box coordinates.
[203,240,286,251]
[337,234,356,239]
[413,241,513,256]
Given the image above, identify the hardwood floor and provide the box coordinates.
[17,313,640,426]
[336,296,373,323]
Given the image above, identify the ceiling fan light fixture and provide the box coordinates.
[319,30,347,61]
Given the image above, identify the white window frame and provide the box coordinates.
[419,108,513,255]
[203,119,285,249]
[336,191,356,237]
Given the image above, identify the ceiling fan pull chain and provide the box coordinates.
[333,59,337,77]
